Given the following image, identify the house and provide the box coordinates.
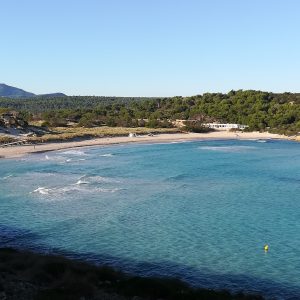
[203,123,248,130]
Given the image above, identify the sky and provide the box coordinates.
[1,0,300,96]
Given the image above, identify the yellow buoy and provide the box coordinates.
[264,244,269,252]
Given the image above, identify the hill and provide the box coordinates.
[0,83,66,98]
[0,83,35,98]
[0,90,299,135]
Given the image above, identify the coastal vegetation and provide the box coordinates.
[0,248,263,300]
[27,127,179,143]
[0,90,299,135]
[0,136,16,144]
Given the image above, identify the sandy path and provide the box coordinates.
[0,131,290,159]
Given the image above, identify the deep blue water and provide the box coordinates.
[0,139,300,299]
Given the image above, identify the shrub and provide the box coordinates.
[183,121,214,133]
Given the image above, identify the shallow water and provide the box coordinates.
[0,139,300,299]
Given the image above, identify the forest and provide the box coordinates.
[0,90,299,135]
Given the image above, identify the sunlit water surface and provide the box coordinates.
[0,139,300,299]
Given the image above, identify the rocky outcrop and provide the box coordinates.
[0,111,51,141]
[0,111,28,129]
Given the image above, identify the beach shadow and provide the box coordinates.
[1,223,300,299]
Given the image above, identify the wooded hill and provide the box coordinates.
[0,90,299,135]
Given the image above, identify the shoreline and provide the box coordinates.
[0,131,290,159]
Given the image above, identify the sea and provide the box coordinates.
[0,139,299,299]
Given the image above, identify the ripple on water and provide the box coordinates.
[0,140,300,299]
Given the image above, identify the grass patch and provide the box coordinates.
[0,136,17,144]
[27,126,180,143]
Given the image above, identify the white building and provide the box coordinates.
[203,123,248,130]
[128,132,137,137]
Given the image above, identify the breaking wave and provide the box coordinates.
[199,146,257,152]
[32,187,51,195]
[44,153,87,164]
[45,154,70,163]
[78,175,120,184]
[257,140,267,143]
[29,174,123,199]
[0,174,13,180]
[60,149,87,156]
[75,179,89,185]
[31,184,122,198]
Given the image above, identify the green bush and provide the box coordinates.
[183,121,214,133]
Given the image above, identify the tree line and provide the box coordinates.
[0,90,299,134]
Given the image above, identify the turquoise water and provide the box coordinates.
[0,139,300,299]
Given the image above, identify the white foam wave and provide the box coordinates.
[59,186,122,194]
[58,186,86,193]
[77,174,119,183]
[95,188,122,193]
[199,146,256,152]
[32,187,50,195]
[61,150,86,156]
[89,175,120,183]
[31,185,83,197]
[1,174,13,180]
[45,155,70,163]
[100,153,114,157]
[44,155,87,164]
[170,141,190,144]
[30,180,122,198]
[28,173,123,199]
[62,158,86,164]
[75,179,89,185]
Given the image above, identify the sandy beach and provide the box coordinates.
[0,131,290,159]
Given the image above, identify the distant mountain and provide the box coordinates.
[0,83,35,98]
[0,83,66,98]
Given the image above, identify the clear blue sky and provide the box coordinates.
[1,0,300,96]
